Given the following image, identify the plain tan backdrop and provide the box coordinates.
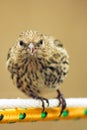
[0,0,87,129]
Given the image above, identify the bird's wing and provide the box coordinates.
[54,39,63,48]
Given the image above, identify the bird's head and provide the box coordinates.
[13,30,54,62]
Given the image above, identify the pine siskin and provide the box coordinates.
[7,30,69,116]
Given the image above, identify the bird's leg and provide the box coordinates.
[29,92,49,112]
[56,89,66,116]
[36,96,49,112]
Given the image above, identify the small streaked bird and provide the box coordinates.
[7,30,69,116]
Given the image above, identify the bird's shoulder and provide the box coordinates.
[7,48,11,60]
[54,39,63,48]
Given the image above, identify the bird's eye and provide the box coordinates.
[39,39,43,45]
[19,41,25,46]
[38,39,43,47]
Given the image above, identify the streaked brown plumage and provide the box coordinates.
[7,30,69,116]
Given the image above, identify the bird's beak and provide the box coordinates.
[28,43,36,55]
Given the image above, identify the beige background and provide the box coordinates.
[0,0,87,129]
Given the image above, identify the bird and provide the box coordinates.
[7,30,69,116]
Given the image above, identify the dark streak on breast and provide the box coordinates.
[62,60,69,64]
[49,58,58,64]
[44,72,57,86]
[17,79,23,88]
[48,66,56,71]
[26,85,30,88]
[11,73,14,79]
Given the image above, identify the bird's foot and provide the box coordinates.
[36,96,49,112]
[56,89,66,117]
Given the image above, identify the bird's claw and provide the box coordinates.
[36,96,49,112]
[57,89,66,117]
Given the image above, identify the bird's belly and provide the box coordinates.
[13,66,59,98]
[32,77,58,97]
[31,70,59,95]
